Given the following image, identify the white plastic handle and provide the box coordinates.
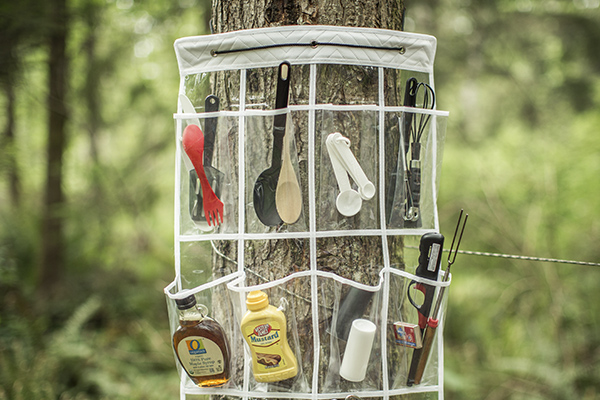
[178,94,201,172]
[326,134,352,193]
[326,134,362,217]
[328,133,376,200]
[178,94,201,126]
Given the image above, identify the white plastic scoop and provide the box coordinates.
[179,94,200,172]
[326,132,375,217]
[326,136,362,216]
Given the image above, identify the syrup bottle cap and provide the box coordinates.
[175,294,197,310]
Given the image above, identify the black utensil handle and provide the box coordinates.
[203,95,219,166]
[407,232,444,333]
[409,165,421,211]
[334,287,375,341]
[271,61,291,169]
[411,232,444,321]
[416,232,444,280]
[275,61,291,110]
[403,77,418,154]
[188,169,203,221]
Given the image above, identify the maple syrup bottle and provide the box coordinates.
[173,295,231,387]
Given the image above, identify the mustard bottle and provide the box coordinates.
[240,290,298,382]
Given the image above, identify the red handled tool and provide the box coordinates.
[406,231,444,385]
[412,209,468,385]
[182,124,224,226]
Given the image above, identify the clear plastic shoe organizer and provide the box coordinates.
[165,25,450,400]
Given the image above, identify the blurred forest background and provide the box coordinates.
[1,0,598,399]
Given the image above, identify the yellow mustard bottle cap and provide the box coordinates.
[246,290,269,311]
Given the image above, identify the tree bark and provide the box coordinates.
[40,0,68,297]
[82,1,102,164]
[1,80,20,206]
[209,0,406,394]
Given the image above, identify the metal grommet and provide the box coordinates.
[210,49,218,57]
[310,40,318,48]
[399,46,406,55]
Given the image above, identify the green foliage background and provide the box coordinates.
[0,0,598,399]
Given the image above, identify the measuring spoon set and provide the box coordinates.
[325,133,375,217]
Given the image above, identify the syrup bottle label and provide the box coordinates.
[177,336,225,377]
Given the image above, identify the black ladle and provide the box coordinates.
[253,61,291,226]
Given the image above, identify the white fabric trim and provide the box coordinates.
[175,26,437,75]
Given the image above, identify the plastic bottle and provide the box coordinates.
[172,295,231,387]
[240,290,298,382]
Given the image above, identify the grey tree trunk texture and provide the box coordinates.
[208,0,407,395]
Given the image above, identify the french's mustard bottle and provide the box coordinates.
[240,290,298,382]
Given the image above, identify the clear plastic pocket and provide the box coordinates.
[178,240,238,291]
[179,114,238,235]
[165,274,245,392]
[386,110,447,231]
[317,272,384,393]
[245,111,308,233]
[183,71,242,113]
[227,273,313,395]
[386,267,450,391]
[243,238,311,284]
[316,109,379,231]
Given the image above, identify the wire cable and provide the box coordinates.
[454,249,600,267]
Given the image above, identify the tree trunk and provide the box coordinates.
[2,80,20,206]
[40,0,68,297]
[209,0,406,394]
[83,1,101,164]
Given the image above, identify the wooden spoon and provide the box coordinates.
[276,117,302,224]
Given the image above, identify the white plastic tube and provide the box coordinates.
[339,319,377,382]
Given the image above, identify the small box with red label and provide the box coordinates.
[392,322,423,349]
